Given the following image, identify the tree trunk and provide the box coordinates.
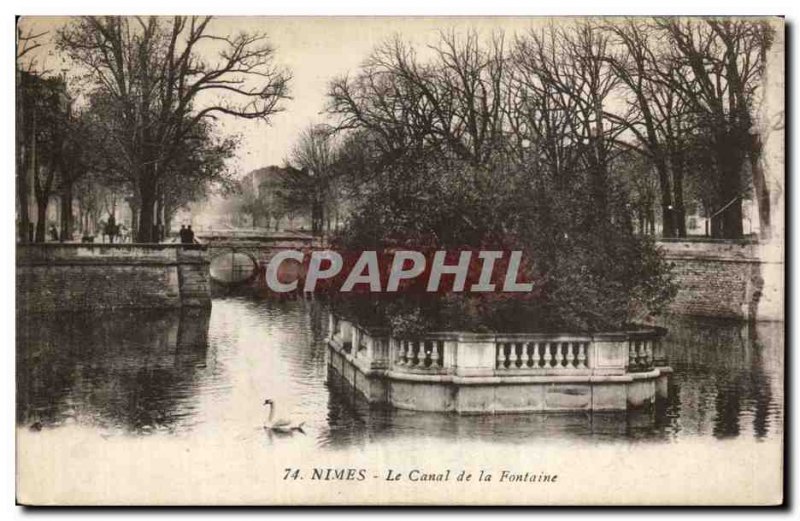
[155,192,165,242]
[137,174,156,242]
[721,199,744,239]
[17,83,33,243]
[17,148,30,243]
[164,208,175,239]
[672,163,687,238]
[657,172,675,238]
[715,136,745,239]
[60,180,73,242]
[129,201,139,240]
[35,199,47,242]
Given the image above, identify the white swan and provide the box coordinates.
[263,398,305,433]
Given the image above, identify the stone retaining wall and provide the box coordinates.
[657,239,783,321]
[16,244,211,313]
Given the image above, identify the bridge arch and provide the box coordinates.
[208,248,260,285]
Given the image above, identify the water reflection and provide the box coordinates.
[17,307,211,434]
[16,298,783,447]
[654,316,783,441]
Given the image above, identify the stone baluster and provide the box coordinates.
[509,343,519,368]
[554,343,564,368]
[645,340,653,367]
[430,340,441,367]
[397,340,407,366]
[531,343,541,368]
[496,344,506,369]
[425,341,431,367]
[576,342,587,369]
[411,341,421,367]
[636,341,644,367]
[421,341,432,368]
[543,343,553,368]
[566,342,575,368]
[629,341,637,369]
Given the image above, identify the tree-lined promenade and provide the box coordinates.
[17,16,290,243]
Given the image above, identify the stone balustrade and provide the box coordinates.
[394,339,446,371]
[495,337,590,372]
[329,314,664,377]
[327,313,671,413]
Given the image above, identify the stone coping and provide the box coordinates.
[383,369,665,385]
[657,239,783,264]
[657,237,759,244]
[329,336,668,384]
[16,243,207,249]
[17,243,208,266]
[339,318,666,342]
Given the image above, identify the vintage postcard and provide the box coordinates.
[15,15,784,505]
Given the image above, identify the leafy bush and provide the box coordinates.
[331,157,676,334]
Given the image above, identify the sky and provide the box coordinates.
[18,16,545,177]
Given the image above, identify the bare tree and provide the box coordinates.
[656,18,773,238]
[284,125,339,234]
[511,23,627,228]
[16,25,49,242]
[58,16,291,241]
[600,19,697,237]
[328,30,509,169]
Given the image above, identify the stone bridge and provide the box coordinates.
[197,230,323,285]
[198,230,321,263]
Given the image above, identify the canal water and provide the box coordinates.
[17,297,783,449]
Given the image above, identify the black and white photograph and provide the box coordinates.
[12,13,785,506]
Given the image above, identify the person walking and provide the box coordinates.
[179,225,188,244]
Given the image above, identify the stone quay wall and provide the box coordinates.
[657,239,783,321]
[16,244,211,313]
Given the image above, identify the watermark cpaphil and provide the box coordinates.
[260,248,539,295]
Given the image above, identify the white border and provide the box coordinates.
[2,1,796,519]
